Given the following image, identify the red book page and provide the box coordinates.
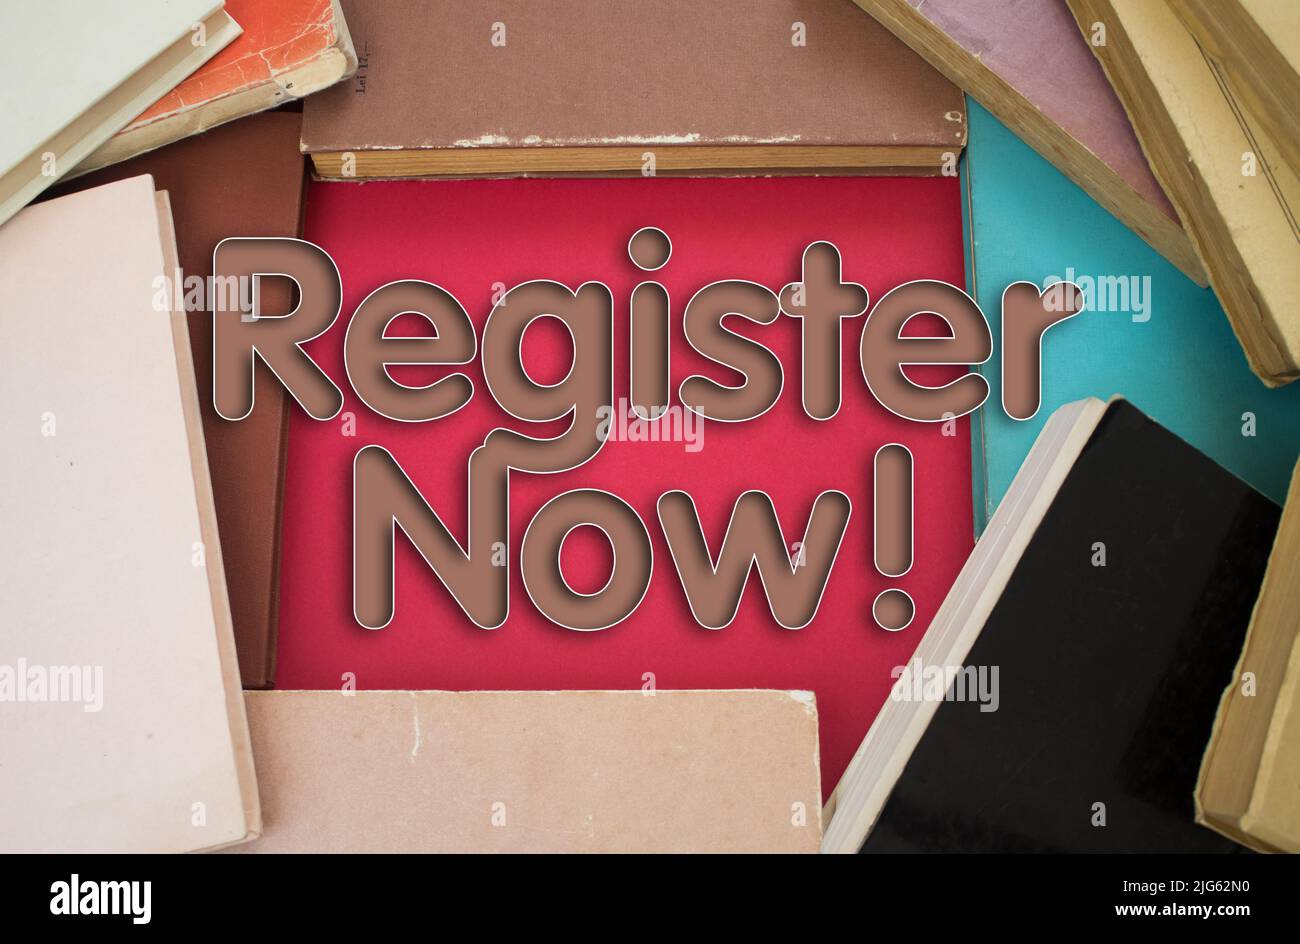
[277,176,973,794]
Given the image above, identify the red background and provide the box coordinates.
[278,176,973,795]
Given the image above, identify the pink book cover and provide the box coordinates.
[906,0,1170,212]
[856,0,1203,281]
[275,176,974,792]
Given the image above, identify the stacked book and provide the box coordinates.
[1,0,1297,854]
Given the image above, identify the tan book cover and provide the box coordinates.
[229,690,822,853]
[1173,0,1300,177]
[1198,456,1300,853]
[1069,0,1300,386]
[300,0,966,178]
[0,177,259,852]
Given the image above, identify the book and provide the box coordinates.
[47,111,309,689]
[0,177,259,852]
[0,0,241,228]
[80,0,356,173]
[1172,0,1300,177]
[1068,0,1300,387]
[851,0,1203,283]
[1198,455,1300,853]
[226,690,822,852]
[276,174,975,793]
[299,0,967,179]
[824,397,1278,853]
[964,100,1300,537]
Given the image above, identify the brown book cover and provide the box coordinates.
[47,111,308,688]
[300,0,966,178]
[227,690,824,853]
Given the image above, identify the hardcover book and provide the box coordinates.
[300,0,967,179]
[0,0,240,227]
[1070,0,1300,386]
[81,0,356,173]
[852,0,1203,283]
[1198,455,1300,853]
[0,177,259,852]
[1172,0,1300,179]
[825,398,1277,853]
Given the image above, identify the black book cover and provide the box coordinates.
[864,401,1280,852]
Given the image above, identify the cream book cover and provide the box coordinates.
[0,176,258,852]
[0,0,240,227]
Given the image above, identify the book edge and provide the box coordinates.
[155,189,262,848]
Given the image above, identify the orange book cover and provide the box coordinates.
[82,0,355,172]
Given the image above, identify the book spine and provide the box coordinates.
[960,131,993,538]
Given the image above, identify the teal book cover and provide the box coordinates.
[964,99,1300,534]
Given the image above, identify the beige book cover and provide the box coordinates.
[0,176,259,853]
[1069,0,1300,386]
[1174,0,1300,176]
[229,690,822,853]
[1197,456,1300,853]
[0,0,241,227]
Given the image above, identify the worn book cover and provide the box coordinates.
[1070,0,1300,386]
[852,0,1202,283]
[229,690,821,852]
[300,0,966,177]
[1198,455,1300,853]
[1173,0,1300,176]
[82,0,356,172]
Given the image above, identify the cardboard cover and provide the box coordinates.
[300,0,965,155]
[230,690,823,852]
[0,177,258,852]
[48,111,308,688]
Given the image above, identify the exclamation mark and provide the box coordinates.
[873,444,915,632]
